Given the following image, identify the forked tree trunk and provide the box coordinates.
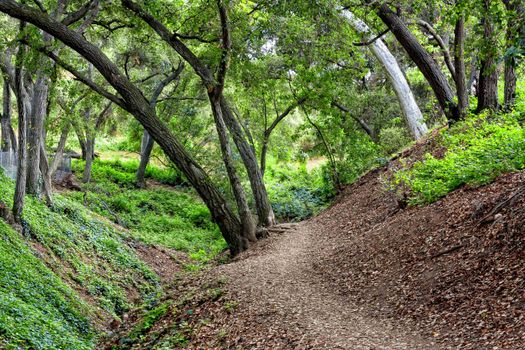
[342,10,428,139]
[211,95,256,245]
[374,4,460,122]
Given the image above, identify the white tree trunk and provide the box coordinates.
[342,10,428,140]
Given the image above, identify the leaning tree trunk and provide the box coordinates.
[342,10,428,139]
[26,73,49,195]
[477,0,499,112]
[211,95,256,245]
[374,3,460,122]
[454,13,469,117]
[0,0,250,255]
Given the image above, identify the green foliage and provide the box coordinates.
[119,301,173,348]
[392,111,525,204]
[72,159,186,187]
[264,159,330,221]
[67,160,226,262]
[0,173,160,349]
[0,221,94,350]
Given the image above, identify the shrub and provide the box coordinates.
[392,111,525,204]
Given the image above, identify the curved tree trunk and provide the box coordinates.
[342,10,428,139]
[373,4,460,122]
[0,1,249,255]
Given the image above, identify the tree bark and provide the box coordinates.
[136,130,154,188]
[210,94,256,244]
[374,4,460,122]
[477,0,499,112]
[13,46,29,223]
[0,0,248,255]
[343,10,428,138]
[1,80,15,152]
[26,73,49,195]
[454,13,469,117]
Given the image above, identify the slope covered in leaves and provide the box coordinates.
[99,114,525,349]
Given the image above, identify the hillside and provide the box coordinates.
[99,133,525,349]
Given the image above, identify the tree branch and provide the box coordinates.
[20,40,126,109]
[150,61,185,106]
[353,28,389,46]
[121,0,215,88]
[415,19,456,81]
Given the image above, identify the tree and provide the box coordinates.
[0,0,256,255]
[342,10,428,139]
[372,3,461,122]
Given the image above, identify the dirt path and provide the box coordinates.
[217,223,440,349]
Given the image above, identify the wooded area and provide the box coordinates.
[0,1,523,348]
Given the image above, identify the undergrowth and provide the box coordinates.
[0,173,161,349]
[0,220,94,350]
[391,110,525,204]
[68,160,227,262]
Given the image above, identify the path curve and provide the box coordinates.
[217,223,441,349]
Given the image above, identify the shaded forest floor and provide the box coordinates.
[101,138,525,350]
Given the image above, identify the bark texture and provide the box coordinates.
[1,80,15,152]
[476,0,499,112]
[454,13,469,117]
[343,10,428,139]
[375,4,460,122]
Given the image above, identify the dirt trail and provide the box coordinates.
[216,222,440,350]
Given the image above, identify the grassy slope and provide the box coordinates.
[67,159,228,262]
[0,175,160,350]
